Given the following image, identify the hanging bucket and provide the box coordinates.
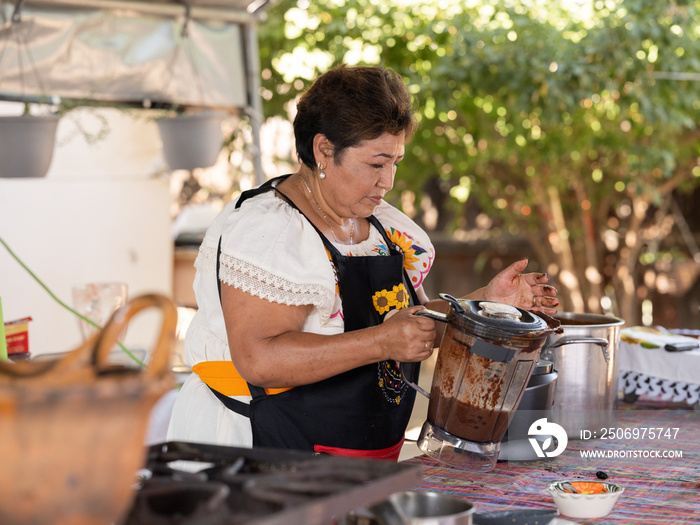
[0,115,61,178]
[156,112,225,170]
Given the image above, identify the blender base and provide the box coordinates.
[417,420,500,472]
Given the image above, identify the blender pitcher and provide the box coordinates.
[404,294,561,471]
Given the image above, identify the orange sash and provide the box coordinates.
[192,361,293,396]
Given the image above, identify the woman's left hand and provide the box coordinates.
[482,258,559,316]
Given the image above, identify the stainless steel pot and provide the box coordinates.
[541,312,625,439]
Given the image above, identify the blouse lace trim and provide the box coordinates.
[195,245,335,316]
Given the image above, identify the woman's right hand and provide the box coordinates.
[377,306,436,363]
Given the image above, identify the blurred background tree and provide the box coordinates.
[256,0,700,326]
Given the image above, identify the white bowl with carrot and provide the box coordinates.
[547,480,624,519]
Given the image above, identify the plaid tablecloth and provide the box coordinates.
[405,407,699,524]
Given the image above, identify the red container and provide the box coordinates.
[5,317,32,356]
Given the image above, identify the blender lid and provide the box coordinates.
[440,294,551,334]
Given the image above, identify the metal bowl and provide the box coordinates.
[389,491,475,524]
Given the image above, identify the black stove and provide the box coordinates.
[120,442,423,525]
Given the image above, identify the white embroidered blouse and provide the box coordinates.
[167,182,435,447]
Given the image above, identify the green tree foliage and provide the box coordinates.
[257,0,700,324]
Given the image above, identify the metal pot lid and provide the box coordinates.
[439,293,551,336]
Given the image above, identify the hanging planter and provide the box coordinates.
[156,111,225,171]
[0,4,62,178]
[153,11,227,171]
[0,114,61,178]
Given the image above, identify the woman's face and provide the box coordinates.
[323,132,406,218]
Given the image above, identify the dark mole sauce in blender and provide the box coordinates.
[427,325,539,443]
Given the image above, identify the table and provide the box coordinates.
[618,327,700,406]
[405,405,699,524]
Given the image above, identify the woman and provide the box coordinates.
[167,64,559,460]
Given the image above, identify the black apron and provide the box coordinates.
[212,175,421,458]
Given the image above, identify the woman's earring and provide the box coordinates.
[318,162,326,179]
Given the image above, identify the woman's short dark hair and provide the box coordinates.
[293,64,417,169]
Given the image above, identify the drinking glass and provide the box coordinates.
[72,282,128,341]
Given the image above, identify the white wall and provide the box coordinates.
[0,108,173,357]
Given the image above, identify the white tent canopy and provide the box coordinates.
[0,0,270,110]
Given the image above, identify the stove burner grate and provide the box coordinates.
[121,441,423,525]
